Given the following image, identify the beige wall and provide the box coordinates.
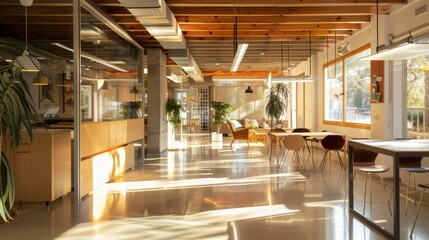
[213,82,267,122]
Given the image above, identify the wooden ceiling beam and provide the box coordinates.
[185,36,344,41]
[183,30,352,37]
[176,15,370,24]
[180,23,362,31]
[171,6,389,16]
[166,0,406,7]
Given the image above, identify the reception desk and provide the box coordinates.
[8,129,72,204]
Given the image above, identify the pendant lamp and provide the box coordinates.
[244,86,253,93]
[14,0,41,72]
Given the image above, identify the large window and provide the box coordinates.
[407,55,429,139]
[324,46,371,126]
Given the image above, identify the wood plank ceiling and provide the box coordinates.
[0,0,406,78]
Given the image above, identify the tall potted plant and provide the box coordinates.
[265,83,290,130]
[211,101,233,141]
[166,98,184,125]
[0,61,36,222]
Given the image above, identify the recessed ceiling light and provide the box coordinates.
[215,63,219,66]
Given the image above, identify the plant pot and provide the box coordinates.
[211,132,223,142]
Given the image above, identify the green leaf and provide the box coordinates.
[0,61,36,222]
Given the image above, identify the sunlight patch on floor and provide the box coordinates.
[57,205,298,240]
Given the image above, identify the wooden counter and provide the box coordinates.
[8,129,72,203]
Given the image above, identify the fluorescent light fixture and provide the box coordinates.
[82,77,137,82]
[360,40,429,61]
[107,61,126,65]
[14,50,41,72]
[230,43,248,72]
[52,42,128,72]
[271,75,314,83]
[212,76,266,82]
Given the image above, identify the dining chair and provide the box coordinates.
[410,184,429,236]
[308,130,327,152]
[348,146,392,215]
[291,128,311,152]
[319,135,346,171]
[279,135,306,168]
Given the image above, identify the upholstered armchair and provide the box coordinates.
[227,120,249,147]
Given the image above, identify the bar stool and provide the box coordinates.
[410,184,429,236]
[398,157,428,215]
[351,147,392,215]
[395,139,429,215]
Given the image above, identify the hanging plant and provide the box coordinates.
[166,98,184,124]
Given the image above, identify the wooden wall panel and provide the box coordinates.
[80,119,144,158]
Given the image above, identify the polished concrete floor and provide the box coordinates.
[1,134,429,239]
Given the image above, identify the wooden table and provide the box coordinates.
[269,131,342,166]
[348,139,429,240]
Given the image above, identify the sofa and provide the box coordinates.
[219,119,288,135]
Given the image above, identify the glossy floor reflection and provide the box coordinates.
[1,134,429,239]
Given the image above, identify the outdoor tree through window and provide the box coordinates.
[324,46,371,126]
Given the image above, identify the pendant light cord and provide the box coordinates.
[287,41,290,76]
[25,6,28,50]
[281,41,283,77]
[334,30,337,79]
[376,0,379,52]
[309,31,311,76]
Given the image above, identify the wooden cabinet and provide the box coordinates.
[9,130,72,204]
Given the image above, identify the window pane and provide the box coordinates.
[324,62,343,121]
[407,55,429,139]
[345,49,371,124]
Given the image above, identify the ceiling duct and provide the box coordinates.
[118,0,203,81]
[118,0,186,49]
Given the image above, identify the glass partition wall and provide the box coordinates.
[77,12,141,122]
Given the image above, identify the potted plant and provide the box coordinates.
[265,83,290,130]
[166,98,183,125]
[210,101,233,141]
[119,101,141,119]
[0,61,36,222]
